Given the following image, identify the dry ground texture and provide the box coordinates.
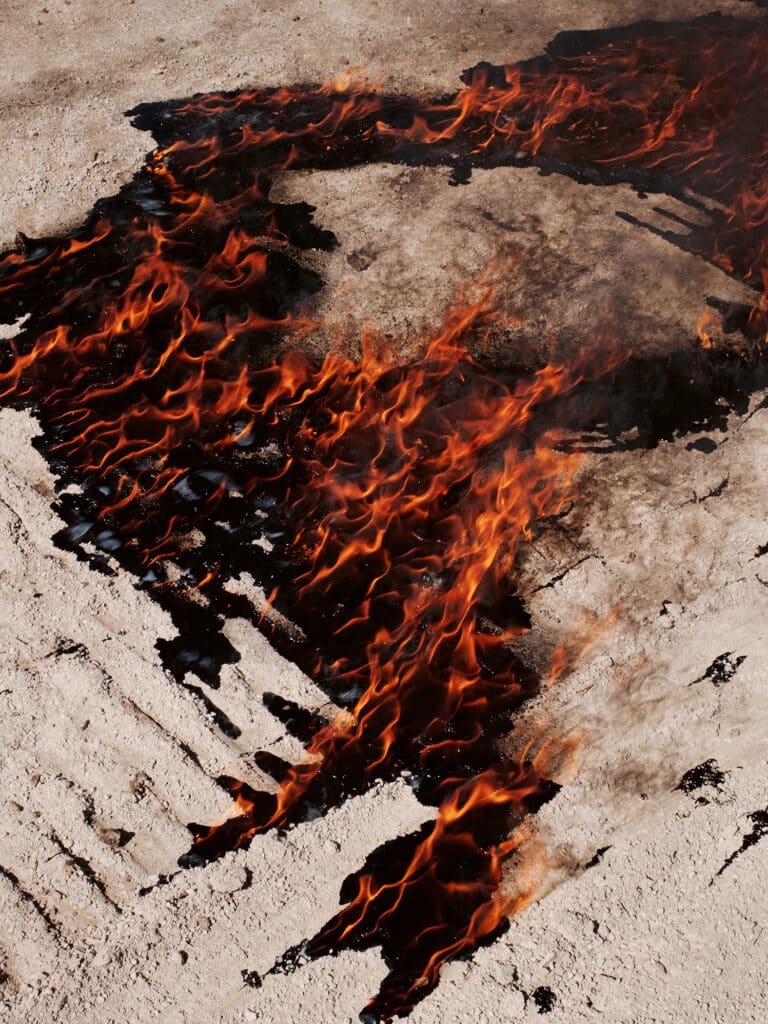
[1,1,767,1022]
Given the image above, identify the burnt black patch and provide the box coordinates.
[0,865,60,935]
[252,750,293,784]
[686,437,718,453]
[676,760,726,804]
[113,828,135,848]
[692,653,747,687]
[716,808,768,876]
[584,845,611,869]
[532,985,557,1013]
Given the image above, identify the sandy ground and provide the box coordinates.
[1,1,768,1022]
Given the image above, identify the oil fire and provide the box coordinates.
[0,12,766,1020]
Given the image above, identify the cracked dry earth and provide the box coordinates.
[2,2,768,1023]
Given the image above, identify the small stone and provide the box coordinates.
[346,251,373,272]
[506,989,526,1013]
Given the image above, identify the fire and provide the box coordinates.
[0,12,766,1020]
[188,289,590,854]
[304,765,548,1022]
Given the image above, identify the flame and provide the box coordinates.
[697,308,720,350]
[191,289,592,845]
[309,764,545,1020]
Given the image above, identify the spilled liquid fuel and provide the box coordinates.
[1,14,767,1019]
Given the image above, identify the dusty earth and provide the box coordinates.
[1,1,768,1022]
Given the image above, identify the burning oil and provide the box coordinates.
[1,13,767,1020]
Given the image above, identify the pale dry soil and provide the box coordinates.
[1,2,767,1023]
